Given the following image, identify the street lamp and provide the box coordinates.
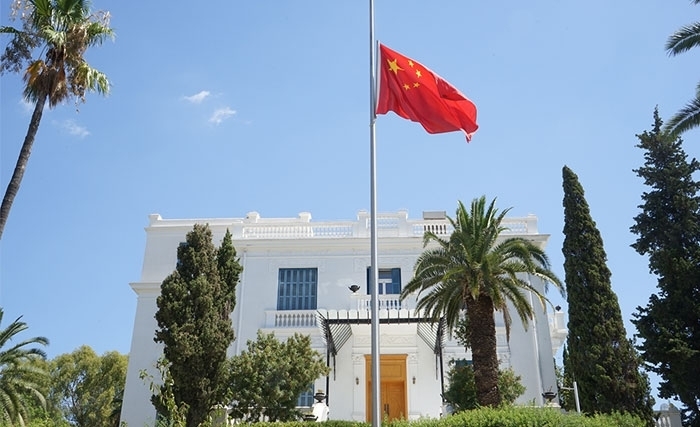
[559,381,581,413]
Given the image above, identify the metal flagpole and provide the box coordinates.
[368,0,381,426]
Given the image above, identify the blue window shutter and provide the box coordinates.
[277,268,318,310]
[366,266,371,294]
[391,268,401,294]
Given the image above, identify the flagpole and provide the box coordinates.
[368,0,381,426]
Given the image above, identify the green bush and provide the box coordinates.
[386,407,646,427]
[442,363,525,412]
[252,407,646,427]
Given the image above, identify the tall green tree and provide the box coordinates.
[631,109,700,426]
[561,166,654,425]
[47,346,127,427]
[400,196,563,407]
[0,308,49,426]
[0,0,113,239]
[154,225,242,427]
[227,331,329,422]
[664,0,700,136]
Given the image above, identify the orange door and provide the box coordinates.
[365,355,407,422]
[382,381,405,420]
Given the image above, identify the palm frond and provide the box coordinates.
[665,22,700,55]
[85,18,114,45]
[0,26,23,35]
[0,309,49,426]
[664,94,700,137]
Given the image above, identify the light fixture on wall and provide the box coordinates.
[355,377,359,385]
[412,376,416,384]
[349,284,361,293]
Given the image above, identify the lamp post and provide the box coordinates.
[559,381,581,413]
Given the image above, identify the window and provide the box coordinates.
[296,384,315,407]
[454,358,473,368]
[277,268,318,310]
[366,267,401,294]
[175,241,188,269]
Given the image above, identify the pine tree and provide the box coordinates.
[562,166,654,425]
[631,109,700,426]
[153,224,242,427]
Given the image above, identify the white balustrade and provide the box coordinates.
[151,211,539,240]
[265,310,317,328]
[356,295,415,311]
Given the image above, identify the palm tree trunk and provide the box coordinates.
[0,93,47,240]
[466,296,502,407]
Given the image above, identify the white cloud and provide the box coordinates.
[184,90,210,104]
[57,119,90,138]
[208,107,236,125]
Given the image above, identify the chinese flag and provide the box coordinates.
[376,44,478,141]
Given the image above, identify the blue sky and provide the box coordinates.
[1,0,698,407]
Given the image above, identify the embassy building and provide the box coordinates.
[120,209,566,426]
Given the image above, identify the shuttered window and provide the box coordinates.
[277,268,318,310]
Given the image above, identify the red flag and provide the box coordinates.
[376,43,478,141]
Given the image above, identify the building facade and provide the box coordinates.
[120,210,567,426]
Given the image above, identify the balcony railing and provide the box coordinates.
[148,211,539,240]
[263,296,418,329]
[265,310,318,328]
[355,295,415,311]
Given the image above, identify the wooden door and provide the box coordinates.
[382,381,405,420]
[365,355,407,422]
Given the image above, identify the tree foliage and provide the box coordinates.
[140,358,225,427]
[442,361,525,412]
[227,331,330,422]
[46,345,126,427]
[154,225,242,427]
[400,196,563,407]
[0,308,49,426]
[631,109,700,426]
[561,165,654,425]
[0,0,114,239]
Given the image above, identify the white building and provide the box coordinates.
[120,210,567,426]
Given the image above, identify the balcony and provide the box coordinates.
[264,296,419,328]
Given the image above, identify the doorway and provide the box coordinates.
[365,354,407,422]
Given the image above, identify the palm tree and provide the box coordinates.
[0,308,50,426]
[400,197,563,407]
[664,0,700,136]
[0,0,113,239]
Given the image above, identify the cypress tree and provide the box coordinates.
[218,229,242,328]
[631,109,700,426]
[562,165,654,425]
[153,224,242,427]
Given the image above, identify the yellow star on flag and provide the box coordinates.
[387,58,403,75]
